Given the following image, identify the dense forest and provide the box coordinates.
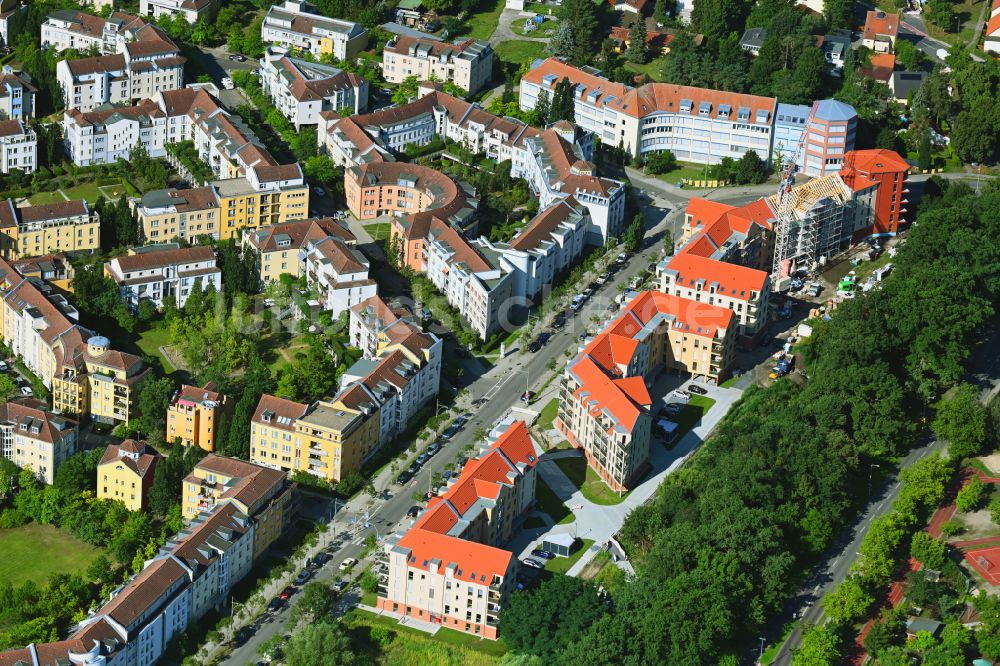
[499,181,1000,663]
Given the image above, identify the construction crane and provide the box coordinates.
[770,102,817,283]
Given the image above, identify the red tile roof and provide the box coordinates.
[843,148,910,174]
[252,394,307,431]
[864,10,899,40]
[664,252,768,300]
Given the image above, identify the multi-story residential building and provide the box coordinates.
[182,454,293,557]
[0,198,99,259]
[261,0,368,61]
[382,36,494,95]
[862,10,898,53]
[260,46,368,129]
[349,294,418,359]
[0,259,150,423]
[63,99,167,166]
[140,0,219,24]
[167,382,228,451]
[12,253,75,291]
[212,172,310,240]
[0,120,36,175]
[0,399,78,484]
[132,185,221,243]
[345,160,470,223]
[55,24,184,113]
[772,99,858,177]
[250,390,382,483]
[512,126,625,245]
[97,439,161,511]
[339,318,442,445]
[244,216,356,283]
[41,10,146,55]
[557,291,736,491]
[302,236,378,313]
[0,68,36,121]
[375,419,540,639]
[105,245,222,309]
[0,0,25,49]
[519,58,778,164]
[839,148,910,239]
[472,197,589,303]
[987,1,1000,53]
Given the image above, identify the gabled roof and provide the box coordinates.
[663,252,768,300]
[252,394,308,431]
[99,440,159,480]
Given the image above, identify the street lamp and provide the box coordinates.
[758,636,766,660]
[868,463,881,498]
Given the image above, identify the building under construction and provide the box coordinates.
[768,173,876,280]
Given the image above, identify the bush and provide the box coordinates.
[370,625,393,647]
[0,507,28,528]
[644,150,677,174]
[940,520,962,537]
[360,568,378,594]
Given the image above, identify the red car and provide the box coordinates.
[279,585,295,601]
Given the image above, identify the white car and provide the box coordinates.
[20,386,32,396]
[0,361,6,371]
[339,558,357,571]
[221,77,235,90]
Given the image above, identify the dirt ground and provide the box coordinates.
[955,507,1000,540]
[979,453,1000,476]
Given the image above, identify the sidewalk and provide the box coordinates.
[357,604,441,635]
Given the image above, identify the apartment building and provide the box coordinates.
[0,120,36,175]
[140,0,219,24]
[518,58,774,164]
[250,391,382,483]
[182,454,293,556]
[0,0,24,49]
[63,99,167,166]
[839,148,910,239]
[0,259,150,423]
[41,10,146,54]
[0,198,99,260]
[0,69,36,121]
[133,185,221,243]
[472,197,589,303]
[261,0,368,61]
[167,382,228,451]
[12,254,75,291]
[512,126,625,245]
[339,318,442,446]
[349,294,418,359]
[105,245,221,309]
[0,399,78,484]
[382,36,494,95]
[212,172,310,241]
[244,216,356,283]
[260,46,368,129]
[862,10,899,53]
[55,25,185,113]
[375,420,540,639]
[97,439,161,511]
[557,291,735,491]
[772,99,858,177]
[302,236,378,313]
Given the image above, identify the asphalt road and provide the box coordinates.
[218,202,676,665]
[769,326,1000,665]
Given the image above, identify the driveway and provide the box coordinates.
[490,8,551,46]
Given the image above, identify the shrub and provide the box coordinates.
[956,476,985,512]
[940,520,962,537]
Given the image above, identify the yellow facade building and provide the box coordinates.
[182,454,294,557]
[51,335,150,425]
[0,199,100,260]
[214,173,310,241]
[250,387,381,484]
[98,439,161,511]
[166,382,228,451]
[244,217,357,284]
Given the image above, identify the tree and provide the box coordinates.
[822,575,874,624]
[622,213,645,253]
[644,150,677,174]
[284,621,354,666]
[137,377,175,444]
[955,475,985,512]
[392,76,419,105]
[895,39,925,70]
[734,150,767,184]
[549,77,576,122]
[864,609,905,657]
[910,531,947,569]
[498,576,605,659]
[625,20,649,64]
[653,0,670,23]
[934,383,987,460]
[360,568,379,593]
[535,89,551,125]
[561,0,599,63]
[289,582,337,626]
[793,623,842,665]
[547,21,575,58]
[0,374,17,401]
[918,130,932,172]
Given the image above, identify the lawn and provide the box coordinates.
[670,395,716,441]
[923,0,985,46]
[344,609,506,664]
[364,223,392,242]
[553,456,630,505]
[720,374,741,389]
[851,252,893,281]
[511,18,557,37]
[28,190,69,205]
[624,56,668,81]
[133,324,175,375]
[465,0,504,40]
[544,538,594,575]
[651,161,720,187]
[495,40,547,66]
[534,476,575,524]
[535,398,558,431]
[0,523,103,587]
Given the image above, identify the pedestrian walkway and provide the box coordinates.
[357,604,442,635]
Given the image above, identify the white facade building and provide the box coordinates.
[140,0,219,24]
[0,400,78,485]
[0,119,36,174]
[382,36,494,95]
[63,99,167,166]
[41,9,147,55]
[302,236,378,315]
[261,0,368,61]
[259,46,368,129]
[105,245,221,310]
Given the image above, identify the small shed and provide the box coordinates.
[541,532,577,557]
[905,617,944,640]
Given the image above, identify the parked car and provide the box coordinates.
[521,557,545,569]
[20,386,32,396]
[416,453,430,465]
[596,271,610,285]
[441,423,461,439]
[228,53,247,61]
[267,596,285,611]
[531,549,555,560]
[688,384,708,395]
[279,585,296,600]
[552,314,566,329]
[221,77,234,90]
[332,580,348,593]
[396,471,412,485]
[407,464,419,475]
[0,361,7,371]
[234,627,253,647]
[647,262,657,273]
[295,569,311,585]
[570,295,585,311]
[521,391,535,403]
[617,252,628,264]
[313,186,326,197]
[671,389,690,400]
[427,442,440,455]
[582,288,594,299]
[339,558,358,572]
[313,551,332,565]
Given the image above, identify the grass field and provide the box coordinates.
[29,180,139,206]
[669,395,716,442]
[535,476,575,524]
[535,398,558,431]
[466,0,504,40]
[364,223,392,241]
[624,56,668,81]
[495,40,547,65]
[544,538,594,575]
[511,18,557,37]
[0,524,103,587]
[344,609,506,664]
[554,456,630,505]
[652,161,719,186]
[28,190,69,205]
